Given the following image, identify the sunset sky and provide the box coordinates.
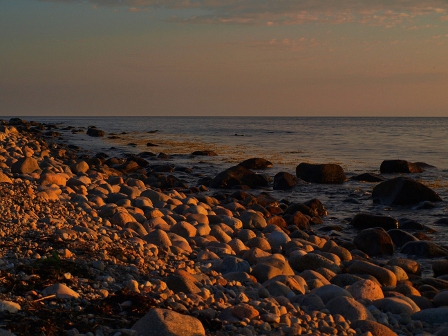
[1,0,448,116]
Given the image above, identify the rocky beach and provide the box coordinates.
[1,118,448,336]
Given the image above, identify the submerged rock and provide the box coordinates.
[372,177,442,205]
[380,159,424,173]
[350,213,398,230]
[238,158,273,170]
[210,165,269,189]
[296,163,346,184]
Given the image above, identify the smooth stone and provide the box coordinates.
[326,296,374,322]
[351,320,397,336]
[0,300,21,313]
[296,163,346,184]
[372,177,442,206]
[11,157,40,174]
[380,159,423,174]
[273,172,299,190]
[131,308,205,336]
[347,279,384,302]
[411,308,448,324]
[289,253,340,274]
[238,158,273,170]
[401,241,448,258]
[348,260,397,287]
[220,256,251,274]
[351,213,398,230]
[239,211,267,230]
[373,297,419,315]
[311,284,353,304]
[387,229,419,247]
[353,227,394,256]
[433,290,448,307]
[42,283,79,299]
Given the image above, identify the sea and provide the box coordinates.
[12,116,448,253]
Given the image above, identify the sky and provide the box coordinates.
[1,0,448,117]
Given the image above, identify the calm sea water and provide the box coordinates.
[24,116,448,171]
[14,116,448,250]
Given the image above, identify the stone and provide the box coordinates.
[351,320,397,336]
[387,229,419,247]
[231,303,260,319]
[350,213,398,230]
[191,150,217,156]
[372,177,442,206]
[326,296,374,322]
[412,307,448,324]
[373,297,418,315]
[433,290,448,307]
[86,127,105,137]
[311,284,353,304]
[401,241,448,258]
[296,163,346,184]
[347,279,384,302]
[220,256,251,274]
[273,172,299,190]
[348,260,397,287]
[238,158,273,170]
[71,161,89,174]
[0,300,21,313]
[239,211,267,230]
[210,165,269,189]
[0,172,12,183]
[380,159,423,174]
[131,308,205,336]
[171,221,197,238]
[42,283,79,299]
[166,275,201,294]
[388,258,420,274]
[11,157,40,174]
[353,228,394,256]
[39,172,67,186]
[289,253,340,274]
[143,230,172,249]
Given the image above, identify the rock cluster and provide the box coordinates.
[0,119,447,336]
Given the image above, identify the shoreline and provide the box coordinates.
[0,118,448,335]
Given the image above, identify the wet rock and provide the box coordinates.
[210,165,269,189]
[86,127,105,137]
[373,297,419,315]
[273,172,299,190]
[353,228,395,256]
[401,241,448,258]
[131,308,205,336]
[350,213,398,230]
[296,163,346,184]
[387,229,419,247]
[372,177,442,205]
[289,253,340,274]
[380,159,424,173]
[238,158,273,170]
[433,290,448,307]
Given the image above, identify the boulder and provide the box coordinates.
[239,211,267,230]
[387,229,419,247]
[132,308,205,336]
[347,279,384,302]
[311,284,352,304]
[353,228,394,256]
[238,158,273,170]
[351,320,397,336]
[273,172,299,190]
[86,127,105,137]
[296,163,346,184]
[350,213,398,230]
[401,241,448,258]
[380,160,423,174]
[326,296,374,323]
[290,253,340,274]
[372,177,442,206]
[210,165,269,189]
[412,308,448,325]
[348,260,397,287]
[11,157,40,174]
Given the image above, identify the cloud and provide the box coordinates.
[38,0,448,26]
